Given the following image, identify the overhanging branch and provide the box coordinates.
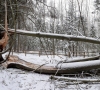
[8,29,100,44]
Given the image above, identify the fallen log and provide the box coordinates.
[2,55,100,74]
[8,29,100,44]
[56,59,100,73]
[62,55,100,63]
[50,76,100,83]
[2,55,61,74]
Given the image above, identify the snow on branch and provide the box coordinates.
[8,29,100,44]
[63,55,100,63]
[50,76,100,83]
[56,59,100,71]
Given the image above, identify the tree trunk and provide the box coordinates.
[0,29,5,61]
[63,55,100,63]
[8,29,100,44]
[0,45,4,61]
[2,55,100,74]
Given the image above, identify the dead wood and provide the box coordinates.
[50,76,100,83]
[56,59,100,74]
[0,30,6,61]
[63,55,100,63]
[8,29,100,44]
[2,55,100,74]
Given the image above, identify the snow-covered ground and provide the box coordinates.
[0,52,100,90]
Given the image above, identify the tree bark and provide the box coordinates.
[2,55,100,74]
[0,30,5,61]
[0,45,4,61]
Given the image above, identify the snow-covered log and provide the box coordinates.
[56,59,100,73]
[63,55,100,63]
[2,55,100,74]
[8,29,100,44]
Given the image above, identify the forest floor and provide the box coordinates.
[0,52,100,90]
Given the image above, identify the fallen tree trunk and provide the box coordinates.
[8,29,100,44]
[2,55,100,74]
[56,59,100,73]
[63,55,100,63]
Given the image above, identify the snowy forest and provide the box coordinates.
[0,0,100,90]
